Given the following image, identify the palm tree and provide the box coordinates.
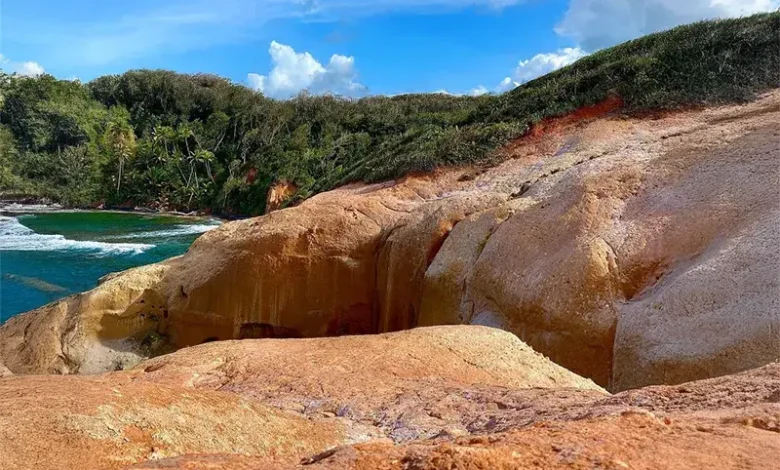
[193,148,216,183]
[105,120,136,193]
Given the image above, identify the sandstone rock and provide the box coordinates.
[611,128,780,390]
[417,202,523,327]
[134,326,604,441]
[2,93,778,391]
[265,180,298,213]
[0,263,175,374]
[127,455,282,470]
[125,362,780,470]
[0,362,11,377]
[375,193,507,331]
[0,326,604,470]
[301,411,780,470]
[0,374,346,470]
[417,94,780,388]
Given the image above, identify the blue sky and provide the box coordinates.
[1,0,777,97]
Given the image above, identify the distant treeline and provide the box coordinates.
[1,13,777,216]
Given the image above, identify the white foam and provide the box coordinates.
[0,203,63,213]
[111,223,220,240]
[0,216,153,255]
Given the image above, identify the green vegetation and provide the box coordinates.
[1,13,777,216]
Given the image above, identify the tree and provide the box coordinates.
[104,111,136,194]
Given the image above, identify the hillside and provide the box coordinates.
[1,13,777,216]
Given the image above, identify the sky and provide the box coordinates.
[0,0,777,98]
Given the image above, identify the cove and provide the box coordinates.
[0,211,219,322]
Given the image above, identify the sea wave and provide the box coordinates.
[110,222,220,240]
[0,216,154,255]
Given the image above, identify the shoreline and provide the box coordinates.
[0,201,229,222]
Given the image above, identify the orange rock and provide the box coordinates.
[126,362,780,470]
[0,374,346,470]
[1,93,778,393]
[133,326,604,442]
[265,180,298,213]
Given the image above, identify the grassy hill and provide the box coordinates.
[1,12,777,216]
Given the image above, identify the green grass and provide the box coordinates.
[335,12,780,187]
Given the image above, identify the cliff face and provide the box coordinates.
[1,93,778,391]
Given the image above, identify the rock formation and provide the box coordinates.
[2,326,778,470]
[127,361,780,470]
[0,326,605,470]
[265,180,299,213]
[2,334,772,470]
[0,373,347,470]
[134,326,604,442]
[1,93,778,392]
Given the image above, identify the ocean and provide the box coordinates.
[0,211,220,322]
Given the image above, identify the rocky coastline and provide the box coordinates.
[0,92,778,470]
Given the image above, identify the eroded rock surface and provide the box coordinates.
[133,326,604,442]
[1,93,778,390]
[125,361,780,470]
[0,326,603,470]
[0,374,347,470]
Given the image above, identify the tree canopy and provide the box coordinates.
[1,13,777,216]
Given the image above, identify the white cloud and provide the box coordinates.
[0,54,45,77]
[514,46,587,83]
[469,85,489,96]
[496,77,520,92]
[248,41,365,98]
[469,47,583,97]
[556,0,780,51]
[17,62,45,77]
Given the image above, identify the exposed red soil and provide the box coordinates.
[500,95,625,161]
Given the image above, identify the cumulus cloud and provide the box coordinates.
[469,76,521,96]
[556,0,780,51]
[16,61,45,77]
[470,47,583,97]
[469,85,489,96]
[496,77,520,92]
[248,41,365,99]
[0,54,45,77]
[513,46,587,83]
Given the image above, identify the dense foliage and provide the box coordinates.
[1,13,777,216]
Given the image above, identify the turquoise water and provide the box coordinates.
[0,211,220,322]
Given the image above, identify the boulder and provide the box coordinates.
[134,326,604,441]
[611,127,780,390]
[0,263,175,374]
[418,94,780,388]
